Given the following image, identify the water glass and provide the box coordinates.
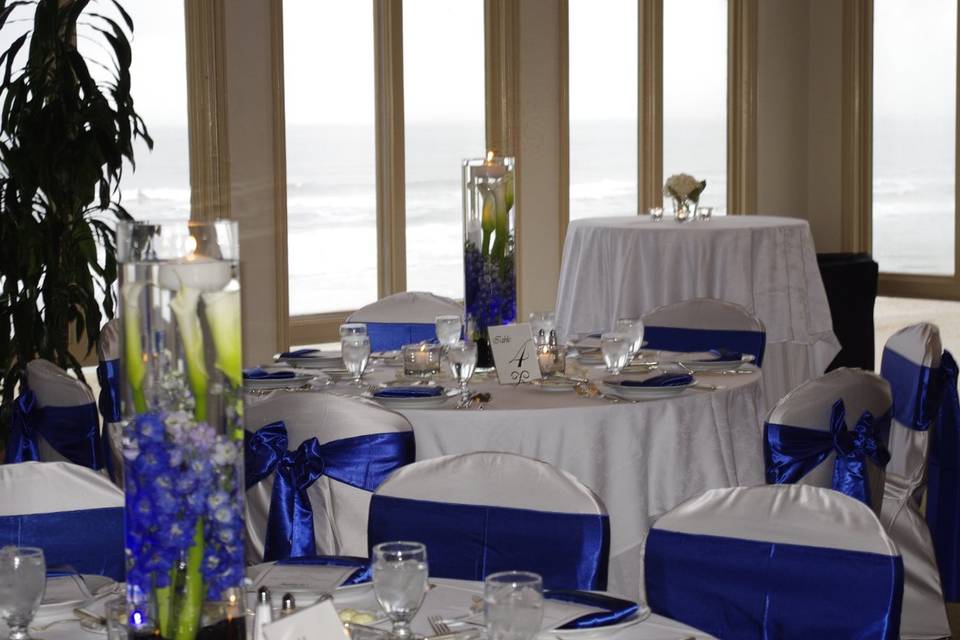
[104,597,128,640]
[484,571,544,640]
[339,322,368,338]
[372,542,429,640]
[434,315,462,346]
[341,334,371,385]
[698,206,713,221]
[528,312,556,343]
[614,318,645,357]
[601,332,633,374]
[0,546,45,640]
[648,206,664,222]
[446,340,478,402]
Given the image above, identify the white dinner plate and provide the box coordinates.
[599,381,694,401]
[544,603,651,637]
[33,574,92,621]
[244,373,316,390]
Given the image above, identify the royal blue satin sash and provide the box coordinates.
[4,391,104,470]
[364,322,437,352]
[546,590,639,629]
[764,400,891,507]
[0,507,124,581]
[643,325,766,367]
[367,495,610,591]
[926,350,960,601]
[880,348,942,430]
[244,422,415,561]
[96,359,122,424]
[645,529,902,640]
[276,555,372,585]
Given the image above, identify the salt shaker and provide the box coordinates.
[253,587,273,640]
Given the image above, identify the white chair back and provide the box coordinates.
[0,461,124,579]
[25,359,99,466]
[347,291,461,324]
[644,485,903,640]
[368,452,610,590]
[879,323,950,640]
[244,391,415,562]
[764,367,892,515]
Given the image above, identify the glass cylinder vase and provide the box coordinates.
[117,221,245,640]
[462,153,517,369]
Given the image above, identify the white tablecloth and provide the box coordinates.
[374,364,765,600]
[555,215,841,409]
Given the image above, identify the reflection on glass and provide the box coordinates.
[569,0,638,220]
[873,0,956,275]
[663,0,727,213]
[404,0,483,298]
[284,0,377,314]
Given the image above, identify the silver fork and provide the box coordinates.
[428,615,453,635]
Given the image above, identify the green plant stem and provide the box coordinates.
[480,189,496,257]
[173,522,205,640]
[156,579,173,638]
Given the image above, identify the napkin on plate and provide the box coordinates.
[546,590,640,629]
[276,555,372,585]
[702,348,745,362]
[612,373,694,387]
[279,348,321,358]
[244,368,297,380]
[373,386,444,399]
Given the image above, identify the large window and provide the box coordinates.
[663,0,728,213]
[873,0,956,276]
[568,0,638,220]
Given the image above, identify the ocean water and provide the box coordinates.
[118,119,954,316]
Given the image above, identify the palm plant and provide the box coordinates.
[0,0,151,440]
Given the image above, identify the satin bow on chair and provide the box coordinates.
[4,390,104,470]
[765,399,891,506]
[245,421,415,561]
[927,351,960,600]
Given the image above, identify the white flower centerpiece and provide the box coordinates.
[663,173,707,222]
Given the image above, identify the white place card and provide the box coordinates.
[488,323,543,385]
[262,599,349,640]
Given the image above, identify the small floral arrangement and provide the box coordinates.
[663,173,707,209]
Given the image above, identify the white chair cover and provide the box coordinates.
[96,319,124,485]
[244,391,415,563]
[879,323,950,639]
[0,461,124,579]
[25,359,100,466]
[368,452,610,590]
[347,292,462,351]
[641,298,767,366]
[644,485,903,639]
[765,367,892,515]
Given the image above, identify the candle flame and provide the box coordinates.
[485,150,495,163]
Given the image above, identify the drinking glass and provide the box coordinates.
[339,322,368,338]
[528,312,556,344]
[484,571,544,640]
[698,206,713,221]
[434,315,462,346]
[372,542,429,640]
[446,340,478,403]
[104,597,128,640]
[614,318,645,358]
[341,334,371,385]
[648,206,664,222]
[601,332,633,374]
[0,546,46,640]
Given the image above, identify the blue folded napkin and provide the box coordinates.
[615,373,694,387]
[277,555,372,585]
[702,348,744,362]
[279,348,321,359]
[244,368,297,380]
[546,590,639,629]
[373,386,444,399]
[46,564,80,578]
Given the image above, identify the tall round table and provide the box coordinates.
[555,215,840,409]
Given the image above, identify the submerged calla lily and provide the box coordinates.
[202,289,242,390]
[122,282,147,413]
[169,287,208,421]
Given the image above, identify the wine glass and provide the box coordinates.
[434,315,462,346]
[0,546,46,640]
[446,340,478,404]
[339,322,368,338]
[372,542,429,640]
[614,318,645,358]
[484,571,544,640]
[601,332,632,375]
[341,334,371,385]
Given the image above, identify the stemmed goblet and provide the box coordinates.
[372,541,429,640]
[446,340,478,406]
[0,546,46,640]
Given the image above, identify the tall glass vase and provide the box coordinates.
[117,221,245,640]
[462,153,517,369]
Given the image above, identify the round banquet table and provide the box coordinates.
[365,361,765,600]
[555,215,841,410]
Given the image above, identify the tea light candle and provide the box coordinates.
[402,343,442,377]
[471,150,507,180]
[158,254,233,292]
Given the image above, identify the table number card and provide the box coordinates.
[262,599,349,640]
[488,323,543,385]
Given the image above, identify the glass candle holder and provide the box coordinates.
[402,343,443,377]
[537,344,566,377]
